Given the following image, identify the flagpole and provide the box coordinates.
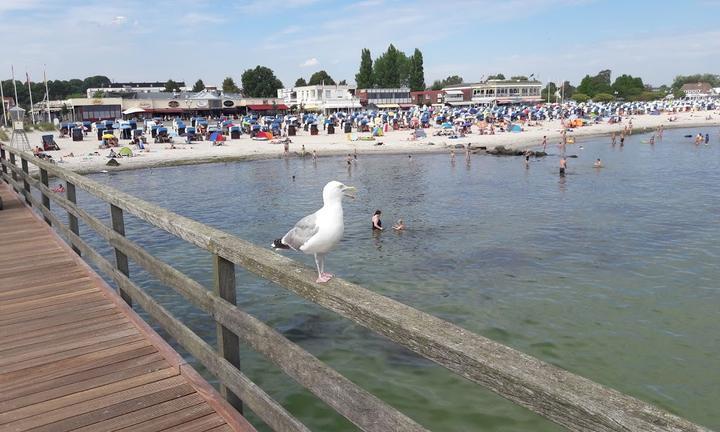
[44,66,51,123]
[0,77,6,127]
[26,71,36,124]
[11,65,19,107]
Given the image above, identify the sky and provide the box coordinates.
[2,0,719,89]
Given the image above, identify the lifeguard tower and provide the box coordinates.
[8,105,30,150]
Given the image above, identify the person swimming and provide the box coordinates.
[593,158,603,168]
[393,219,405,231]
[372,210,383,231]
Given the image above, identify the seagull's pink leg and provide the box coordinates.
[316,274,332,283]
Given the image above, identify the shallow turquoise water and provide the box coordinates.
[71,126,719,431]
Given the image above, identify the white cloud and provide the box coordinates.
[299,58,319,67]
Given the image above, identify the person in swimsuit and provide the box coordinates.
[559,157,567,176]
[611,132,616,146]
[593,158,603,168]
[619,133,625,147]
[372,210,383,231]
[393,219,405,231]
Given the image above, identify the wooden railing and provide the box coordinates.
[0,144,710,432]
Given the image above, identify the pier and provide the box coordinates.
[0,143,710,432]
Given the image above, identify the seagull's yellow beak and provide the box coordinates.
[342,185,356,199]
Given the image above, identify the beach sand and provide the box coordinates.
[6,110,719,174]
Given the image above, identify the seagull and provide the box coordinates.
[271,181,356,283]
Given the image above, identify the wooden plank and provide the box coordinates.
[0,343,155,390]
[0,299,113,326]
[40,167,51,225]
[159,413,226,432]
[32,386,202,432]
[0,359,170,412]
[0,279,92,303]
[0,325,138,365]
[112,402,217,432]
[0,307,120,337]
[0,375,186,430]
[0,314,128,352]
[69,393,206,432]
[0,334,146,375]
[0,288,102,315]
[0,353,165,402]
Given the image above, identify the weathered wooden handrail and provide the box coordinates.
[0,145,711,432]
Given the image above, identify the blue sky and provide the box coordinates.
[2,0,719,88]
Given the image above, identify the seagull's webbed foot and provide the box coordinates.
[316,274,333,283]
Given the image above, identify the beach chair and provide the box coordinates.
[41,135,60,151]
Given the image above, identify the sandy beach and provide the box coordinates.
[5,110,719,174]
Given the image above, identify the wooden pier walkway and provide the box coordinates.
[0,183,254,432]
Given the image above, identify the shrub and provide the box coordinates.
[572,93,590,102]
[36,122,56,132]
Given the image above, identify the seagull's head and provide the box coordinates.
[323,180,356,204]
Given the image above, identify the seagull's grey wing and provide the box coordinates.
[281,212,320,250]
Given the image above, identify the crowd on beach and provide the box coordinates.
[10,95,718,176]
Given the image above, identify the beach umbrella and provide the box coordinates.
[122,107,146,115]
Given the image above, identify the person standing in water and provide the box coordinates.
[559,157,567,176]
[312,150,318,162]
[542,135,547,152]
[372,210,383,231]
[620,132,625,147]
[611,132,616,146]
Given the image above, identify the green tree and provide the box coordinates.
[572,92,589,102]
[92,90,104,98]
[577,70,612,97]
[338,79,347,85]
[308,70,335,85]
[355,48,374,88]
[241,66,284,97]
[192,79,205,92]
[373,44,408,87]
[408,48,426,91]
[593,93,615,102]
[431,75,463,90]
[295,77,307,87]
[222,77,240,93]
[611,74,644,100]
[510,75,528,80]
[560,80,576,99]
[487,73,506,80]
[163,79,181,92]
[83,75,111,90]
[541,82,557,101]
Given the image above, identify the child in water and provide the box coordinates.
[393,219,405,231]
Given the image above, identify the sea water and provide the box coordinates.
[72,126,719,431]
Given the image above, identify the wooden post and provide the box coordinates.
[0,147,7,180]
[66,181,81,255]
[20,158,31,206]
[39,168,51,225]
[213,254,243,414]
[9,152,18,192]
[110,204,132,306]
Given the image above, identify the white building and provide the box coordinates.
[471,79,543,105]
[86,81,188,98]
[278,84,361,113]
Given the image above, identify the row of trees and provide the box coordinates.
[1,75,113,109]
[355,45,425,91]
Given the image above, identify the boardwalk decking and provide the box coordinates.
[0,183,255,432]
